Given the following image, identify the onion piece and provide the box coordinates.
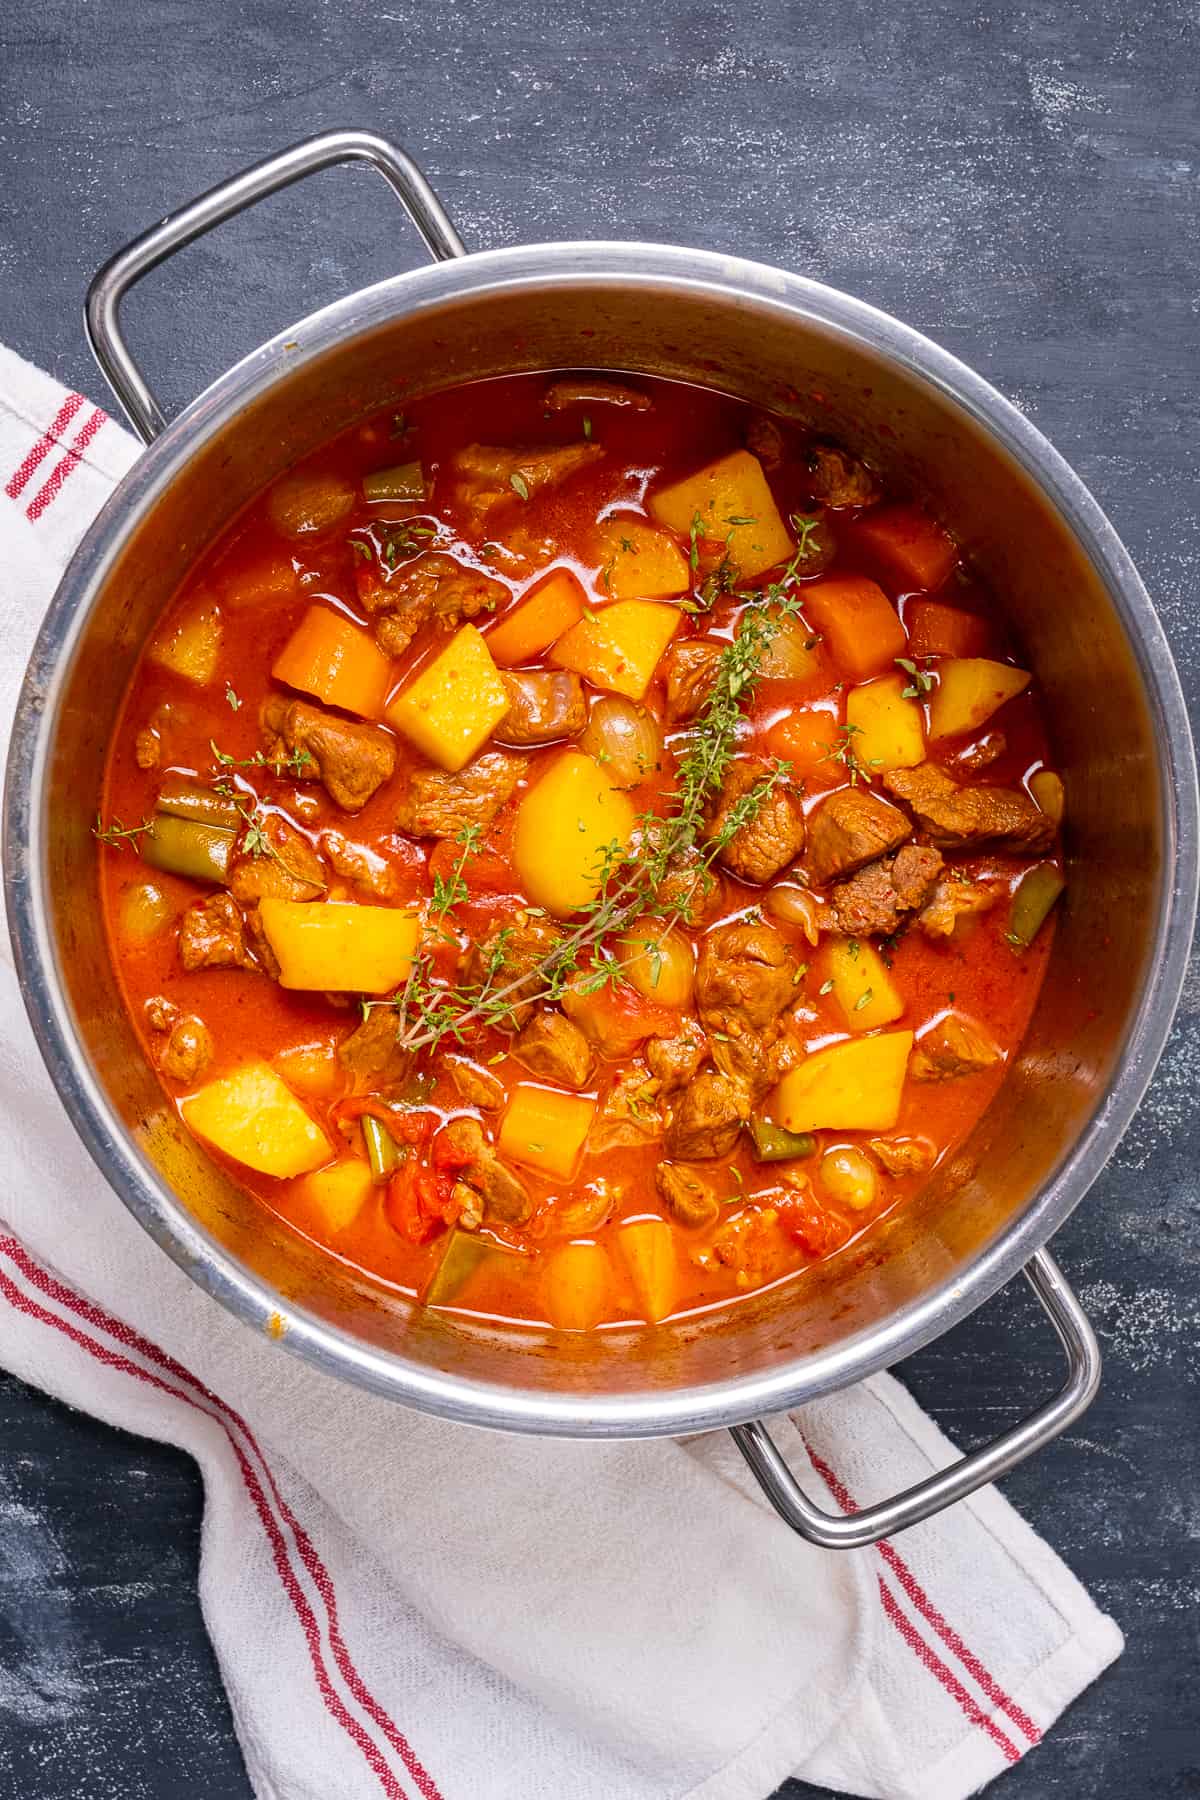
[268,470,356,537]
[118,880,171,943]
[758,615,823,681]
[820,1145,878,1212]
[616,916,695,1008]
[579,696,663,789]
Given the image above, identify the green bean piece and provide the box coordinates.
[1006,863,1065,953]
[361,1115,400,1185]
[362,461,425,503]
[139,813,234,884]
[424,1228,524,1308]
[156,775,242,831]
[748,1118,817,1162]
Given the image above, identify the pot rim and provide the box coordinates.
[6,239,1197,1436]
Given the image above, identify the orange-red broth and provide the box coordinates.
[100,372,1056,1329]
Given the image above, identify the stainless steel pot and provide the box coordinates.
[6,130,1196,1548]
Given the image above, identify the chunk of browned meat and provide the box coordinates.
[884,764,1056,855]
[178,894,254,972]
[711,1023,801,1102]
[696,921,798,1103]
[655,842,725,926]
[745,415,784,471]
[496,671,586,746]
[229,812,326,904]
[439,1117,531,1224]
[868,1135,936,1177]
[241,905,281,979]
[910,1012,1002,1082]
[158,1015,214,1084]
[592,1065,664,1150]
[442,1054,505,1111]
[144,994,177,1033]
[656,1163,720,1229]
[697,921,796,1033]
[805,441,881,508]
[645,1016,708,1095]
[512,1009,594,1089]
[805,787,912,887]
[452,442,605,533]
[394,750,526,839]
[338,1006,411,1091]
[320,830,402,902]
[665,1070,750,1159]
[662,640,722,722]
[831,844,944,936]
[464,911,564,1029]
[954,731,1006,775]
[918,876,998,940]
[359,552,506,658]
[262,696,396,814]
[543,379,651,412]
[707,758,806,884]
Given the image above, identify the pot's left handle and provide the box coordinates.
[86,128,467,445]
[731,1248,1100,1549]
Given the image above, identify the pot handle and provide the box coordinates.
[730,1248,1099,1549]
[85,128,467,445]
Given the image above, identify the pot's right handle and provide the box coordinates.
[86,128,467,445]
[732,1248,1100,1549]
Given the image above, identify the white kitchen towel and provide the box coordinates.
[0,339,1123,1800]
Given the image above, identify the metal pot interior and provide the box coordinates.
[18,258,1191,1433]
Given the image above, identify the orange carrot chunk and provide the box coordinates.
[486,570,585,666]
[802,577,906,680]
[905,600,990,659]
[271,605,393,719]
[855,504,958,592]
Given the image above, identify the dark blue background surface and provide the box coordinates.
[1,1,1198,1794]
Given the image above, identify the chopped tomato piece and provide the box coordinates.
[428,835,516,896]
[385,1162,450,1244]
[778,1191,852,1259]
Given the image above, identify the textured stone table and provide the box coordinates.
[1,1,1197,1794]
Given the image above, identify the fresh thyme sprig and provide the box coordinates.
[234,802,326,891]
[93,814,155,851]
[820,722,881,786]
[210,740,314,779]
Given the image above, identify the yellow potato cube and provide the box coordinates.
[543,1241,612,1330]
[149,593,223,686]
[498,1084,596,1180]
[182,1061,332,1179]
[618,1217,676,1323]
[845,673,926,772]
[550,599,681,701]
[385,624,510,771]
[259,900,420,994]
[512,751,635,915]
[773,1031,914,1134]
[301,1159,373,1233]
[594,519,690,599]
[648,449,793,580]
[928,658,1031,741]
[824,937,905,1033]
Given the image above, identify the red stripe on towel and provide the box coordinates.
[4,391,86,497]
[26,404,107,520]
[805,1440,1041,1747]
[0,1233,444,1800]
[0,1237,445,1800]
